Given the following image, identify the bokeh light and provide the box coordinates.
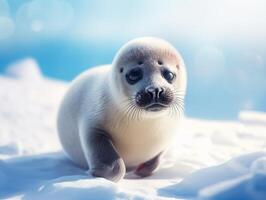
[0,0,10,17]
[0,17,15,39]
[16,0,74,35]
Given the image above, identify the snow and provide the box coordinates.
[0,60,266,199]
[5,58,43,81]
[239,111,266,125]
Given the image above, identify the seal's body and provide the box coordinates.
[57,37,187,182]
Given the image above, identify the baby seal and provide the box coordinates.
[57,37,187,182]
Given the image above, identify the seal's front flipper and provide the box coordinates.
[90,157,125,182]
[83,128,126,182]
[135,152,162,177]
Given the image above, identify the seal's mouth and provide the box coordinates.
[144,103,168,112]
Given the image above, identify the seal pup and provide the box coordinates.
[57,37,187,182]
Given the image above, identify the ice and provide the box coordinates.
[0,60,266,199]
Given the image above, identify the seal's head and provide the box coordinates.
[111,37,187,118]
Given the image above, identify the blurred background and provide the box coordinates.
[0,0,265,119]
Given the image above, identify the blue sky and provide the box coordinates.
[0,0,265,119]
[1,0,266,43]
[75,0,266,44]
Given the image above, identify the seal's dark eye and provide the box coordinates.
[126,67,143,84]
[138,61,143,65]
[162,69,175,83]
[158,60,163,65]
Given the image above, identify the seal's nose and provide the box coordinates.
[145,86,164,100]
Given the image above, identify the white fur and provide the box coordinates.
[57,37,187,168]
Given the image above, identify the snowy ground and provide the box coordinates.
[0,59,266,200]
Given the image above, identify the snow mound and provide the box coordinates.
[159,152,266,200]
[239,111,266,125]
[251,157,266,175]
[199,154,266,200]
[0,63,266,199]
[5,58,43,80]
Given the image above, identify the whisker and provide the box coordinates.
[121,96,144,122]
[167,88,185,118]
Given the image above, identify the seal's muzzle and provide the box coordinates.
[135,86,173,112]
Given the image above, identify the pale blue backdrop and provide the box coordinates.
[0,0,265,119]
